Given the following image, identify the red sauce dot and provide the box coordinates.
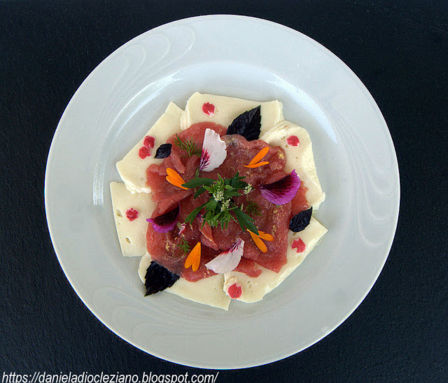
[228,283,242,299]
[202,102,215,116]
[292,238,306,253]
[138,146,150,159]
[287,135,300,146]
[126,208,139,221]
[144,136,155,148]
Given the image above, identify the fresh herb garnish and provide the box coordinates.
[174,134,201,157]
[182,172,259,234]
[185,202,208,225]
[233,206,258,234]
[244,201,261,216]
[182,177,215,189]
[178,238,191,254]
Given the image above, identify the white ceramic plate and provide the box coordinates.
[45,15,399,369]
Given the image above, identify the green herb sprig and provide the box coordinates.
[183,173,258,234]
[174,134,202,157]
[178,238,191,254]
[244,201,261,216]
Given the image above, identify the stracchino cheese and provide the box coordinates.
[138,254,231,310]
[116,102,183,193]
[181,92,284,135]
[261,121,325,209]
[110,182,156,257]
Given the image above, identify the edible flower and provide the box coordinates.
[200,128,227,172]
[184,242,201,272]
[244,147,270,168]
[205,239,244,274]
[260,169,301,205]
[166,168,188,190]
[146,205,179,233]
[247,230,274,253]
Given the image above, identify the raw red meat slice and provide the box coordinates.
[146,122,308,280]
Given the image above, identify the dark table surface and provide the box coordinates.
[1,0,447,381]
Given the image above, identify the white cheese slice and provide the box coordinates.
[261,121,326,209]
[138,254,231,310]
[110,182,156,257]
[223,217,327,303]
[116,102,183,193]
[180,92,284,135]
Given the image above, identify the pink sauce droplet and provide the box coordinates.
[292,238,306,253]
[287,135,300,146]
[126,208,139,221]
[144,136,155,148]
[228,283,242,299]
[202,102,215,116]
[138,146,150,159]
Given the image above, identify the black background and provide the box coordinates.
[1,0,447,381]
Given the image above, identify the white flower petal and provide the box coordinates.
[200,128,227,172]
[205,239,244,274]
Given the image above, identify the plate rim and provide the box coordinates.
[45,14,400,369]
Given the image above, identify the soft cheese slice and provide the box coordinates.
[138,254,231,310]
[110,182,155,257]
[180,92,284,134]
[261,121,326,209]
[223,217,327,303]
[116,102,183,193]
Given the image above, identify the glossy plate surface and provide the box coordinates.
[45,15,400,368]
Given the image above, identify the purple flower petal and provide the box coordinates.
[260,170,301,205]
[147,205,179,233]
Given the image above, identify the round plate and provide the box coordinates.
[45,15,400,369]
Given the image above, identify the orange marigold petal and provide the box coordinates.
[184,242,201,271]
[258,231,274,241]
[166,167,178,177]
[244,161,270,169]
[166,168,188,189]
[248,230,268,253]
[166,176,188,190]
[166,168,184,182]
[248,147,269,165]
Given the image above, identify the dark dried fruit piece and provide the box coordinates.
[289,207,312,232]
[154,143,172,159]
[144,261,180,296]
[227,106,261,141]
